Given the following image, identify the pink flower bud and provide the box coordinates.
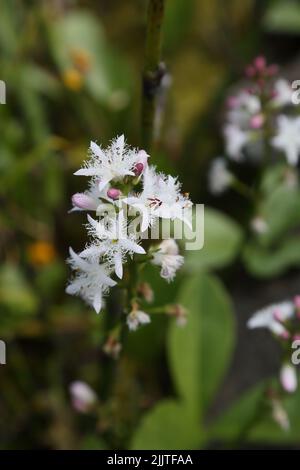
[280,364,297,393]
[134,150,149,175]
[107,188,121,200]
[72,193,97,210]
[294,296,300,309]
[69,381,97,413]
[267,64,279,77]
[254,55,266,72]
[250,114,264,129]
[293,334,300,341]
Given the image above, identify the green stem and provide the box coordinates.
[141,0,166,152]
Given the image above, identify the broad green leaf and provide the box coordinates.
[184,208,243,272]
[48,10,131,105]
[263,0,300,35]
[258,186,300,246]
[209,383,266,442]
[243,236,300,279]
[168,273,235,415]
[131,400,202,450]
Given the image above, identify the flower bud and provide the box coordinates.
[250,114,264,129]
[72,193,97,210]
[280,363,297,393]
[107,188,121,200]
[69,381,97,413]
[254,55,266,72]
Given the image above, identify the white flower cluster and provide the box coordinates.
[66,135,192,324]
[247,298,300,394]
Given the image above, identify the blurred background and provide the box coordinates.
[1,0,300,450]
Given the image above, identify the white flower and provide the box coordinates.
[224,124,249,160]
[247,301,294,336]
[227,91,261,127]
[151,239,184,282]
[271,399,290,431]
[124,166,192,232]
[66,248,116,313]
[272,115,300,166]
[272,79,293,107]
[208,158,232,195]
[127,309,151,331]
[250,216,269,234]
[74,135,142,191]
[81,210,145,279]
[280,363,297,393]
[69,381,97,413]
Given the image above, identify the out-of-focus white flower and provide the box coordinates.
[69,381,97,413]
[272,116,300,166]
[272,79,293,107]
[166,303,188,327]
[127,309,151,331]
[271,398,290,431]
[250,216,269,234]
[224,124,249,160]
[81,211,145,279]
[227,91,261,128]
[280,363,298,393]
[66,248,116,313]
[125,166,192,232]
[151,239,184,282]
[208,158,232,195]
[247,301,294,336]
[74,135,143,191]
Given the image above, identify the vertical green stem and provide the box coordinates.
[141,0,166,152]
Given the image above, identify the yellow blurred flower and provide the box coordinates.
[62,69,83,92]
[27,241,56,267]
[70,48,92,74]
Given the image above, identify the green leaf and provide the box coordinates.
[168,273,235,415]
[0,264,38,315]
[48,10,131,105]
[258,186,300,246]
[243,236,300,279]
[263,0,300,35]
[209,383,266,442]
[131,400,202,450]
[184,208,243,272]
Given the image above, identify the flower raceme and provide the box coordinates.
[66,136,192,329]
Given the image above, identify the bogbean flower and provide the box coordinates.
[223,56,299,165]
[66,136,192,331]
[208,158,232,195]
[248,298,300,396]
[151,239,184,282]
[69,381,97,413]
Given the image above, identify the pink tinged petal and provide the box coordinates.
[280,364,297,393]
[72,193,97,210]
[90,141,105,159]
[93,292,102,314]
[114,253,123,279]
